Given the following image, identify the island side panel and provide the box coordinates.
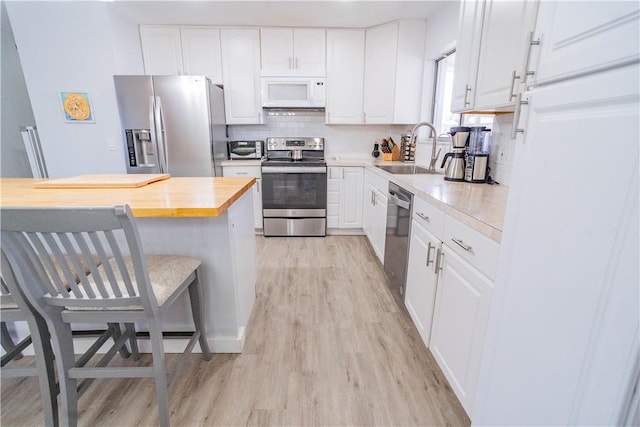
[135,191,257,353]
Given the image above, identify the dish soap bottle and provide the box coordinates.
[372,143,380,158]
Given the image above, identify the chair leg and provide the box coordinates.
[0,322,22,359]
[125,323,140,361]
[47,314,79,427]
[187,275,211,360]
[108,323,131,359]
[27,313,59,427]
[148,320,170,427]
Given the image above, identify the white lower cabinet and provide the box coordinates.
[327,167,364,230]
[404,218,441,347]
[222,165,262,230]
[429,214,498,416]
[363,170,389,262]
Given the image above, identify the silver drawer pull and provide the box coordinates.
[235,172,248,175]
[451,238,472,252]
[435,248,444,274]
[416,212,430,222]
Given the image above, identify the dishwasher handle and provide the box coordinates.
[388,192,411,210]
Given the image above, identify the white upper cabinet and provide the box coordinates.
[260,28,326,76]
[532,1,640,86]
[363,20,426,124]
[140,26,184,75]
[180,28,223,84]
[220,29,263,124]
[451,0,539,112]
[140,26,223,83]
[326,29,366,124]
[363,22,398,123]
[451,0,485,112]
[474,0,539,109]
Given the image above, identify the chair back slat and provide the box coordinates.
[104,230,137,297]
[70,231,110,298]
[86,232,123,298]
[58,232,99,298]
[40,233,84,297]
[25,232,70,297]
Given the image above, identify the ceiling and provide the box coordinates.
[108,1,449,28]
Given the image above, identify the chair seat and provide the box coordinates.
[52,255,201,310]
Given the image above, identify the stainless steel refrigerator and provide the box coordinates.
[113,75,227,177]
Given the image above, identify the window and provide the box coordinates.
[432,48,495,137]
[432,49,459,136]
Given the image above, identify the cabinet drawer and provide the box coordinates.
[443,215,500,280]
[365,168,389,194]
[222,166,261,178]
[412,196,445,240]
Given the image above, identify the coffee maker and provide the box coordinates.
[465,126,491,183]
[441,127,470,181]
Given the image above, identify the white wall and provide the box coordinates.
[6,2,126,178]
[1,2,35,178]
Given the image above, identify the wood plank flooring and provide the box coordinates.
[1,236,470,426]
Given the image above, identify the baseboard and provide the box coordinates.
[17,327,247,356]
[326,228,365,236]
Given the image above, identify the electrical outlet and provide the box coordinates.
[107,137,117,151]
[496,144,508,165]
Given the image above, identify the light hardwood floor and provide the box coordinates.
[1,236,470,426]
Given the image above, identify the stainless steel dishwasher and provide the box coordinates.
[383,182,414,298]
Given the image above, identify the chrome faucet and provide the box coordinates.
[409,121,441,172]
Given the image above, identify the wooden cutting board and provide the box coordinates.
[33,174,170,189]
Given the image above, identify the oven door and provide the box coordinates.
[261,165,327,236]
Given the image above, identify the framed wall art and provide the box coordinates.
[60,91,94,123]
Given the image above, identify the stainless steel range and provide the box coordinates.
[261,137,327,237]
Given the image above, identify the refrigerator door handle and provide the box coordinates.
[148,95,163,173]
[155,96,169,173]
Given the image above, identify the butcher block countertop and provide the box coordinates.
[1,176,256,218]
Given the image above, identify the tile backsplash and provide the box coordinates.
[228,111,518,186]
[228,111,408,159]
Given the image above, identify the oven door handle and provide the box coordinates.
[262,167,327,174]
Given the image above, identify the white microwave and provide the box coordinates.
[261,77,325,109]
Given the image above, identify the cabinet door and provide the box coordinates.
[326,166,341,228]
[220,29,263,124]
[326,29,365,124]
[474,0,538,110]
[338,167,364,228]
[293,28,326,76]
[430,244,493,415]
[404,219,441,347]
[474,64,639,425]
[222,165,263,229]
[260,28,294,74]
[451,0,485,112]
[532,2,640,86]
[363,22,398,123]
[140,26,183,75]
[180,28,223,84]
[371,188,388,262]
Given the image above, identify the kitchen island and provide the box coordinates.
[1,177,257,353]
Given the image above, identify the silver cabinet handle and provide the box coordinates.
[416,212,430,222]
[435,248,444,274]
[464,84,472,107]
[511,93,529,139]
[342,168,345,179]
[509,70,521,101]
[451,238,473,252]
[235,172,248,175]
[295,57,298,69]
[426,242,435,267]
[521,31,541,82]
[256,177,261,193]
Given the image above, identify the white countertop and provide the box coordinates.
[326,158,508,243]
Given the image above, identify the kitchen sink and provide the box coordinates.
[375,165,441,175]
